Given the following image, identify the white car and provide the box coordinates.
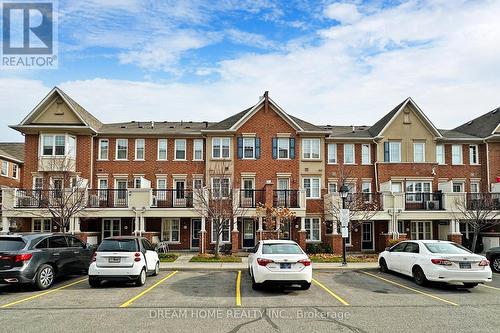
[248,240,312,290]
[88,236,160,287]
[378,240,492,288]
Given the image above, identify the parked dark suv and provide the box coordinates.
[485,247,500,273]
[0,233,95,290]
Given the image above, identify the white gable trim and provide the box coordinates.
[378,97,442,138]
[229,97,304,132]
[492,123,500,135]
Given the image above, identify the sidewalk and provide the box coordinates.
[159,255,378,271]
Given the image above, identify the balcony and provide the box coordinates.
[404,192,443,211]
[87,189,128,208]
[239,189,265,208]
[273,190,300,208]
[151,189,193,208]
[466,193,500,210]
[15,189,91,208]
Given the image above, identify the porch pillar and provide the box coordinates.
[199,216,207,255]
[258,217,263,231]
[139,214,146,234]
[232,218,238,231]
[298,217,306,250]
[74,217,81,233]
[133,211,140,235]
[1,216,9,234]
[332,220,338,235]
[300,217,306,231]
[448,219,462,244]
[231,218,240,253]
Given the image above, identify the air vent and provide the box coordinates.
[170,126,175,129]
[121,125,126,128]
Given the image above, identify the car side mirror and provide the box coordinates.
[385,247,391,251]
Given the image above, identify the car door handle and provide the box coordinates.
[53,253,60,256]
[73,251,80,254]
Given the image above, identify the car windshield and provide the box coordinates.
[0,237,26,251]
[424,243,472,254]
[98,239,138,252]
[262,243,303,254]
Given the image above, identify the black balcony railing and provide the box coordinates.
[152,189,193,208]
[239,189,265,208]
[344,193,383,210]
[273,190,299,208]
[466,193,500,210]
[15,189,69,208]
[87,189,128,208]
[405,192,443,210]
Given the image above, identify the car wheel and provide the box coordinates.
[251,273,262,290]
[35,264,55,290]
[300,282,311,290]
[89,277,101,288]
[491,257,500,273]
[412,266,427,286]
[152,261,160,276]
[136,268,146,287]
[463,282,479,288]
[379,258,389,273]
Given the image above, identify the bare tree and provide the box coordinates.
[192,162,247,257]
[453,193,500,252]
[254,203,296,239]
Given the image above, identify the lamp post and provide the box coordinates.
[339,185,349,266]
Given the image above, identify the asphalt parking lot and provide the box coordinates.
[1,269,499,333]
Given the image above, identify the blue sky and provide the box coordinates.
[1,0,500,141]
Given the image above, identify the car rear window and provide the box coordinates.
[0,237,26,251]
[98,239,138,252]
[424,243,471,254]
[262,243,303,254]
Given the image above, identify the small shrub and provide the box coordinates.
[387,239,400,247]
[220,244,232,255]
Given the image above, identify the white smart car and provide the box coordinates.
[248,240,312,290]
[88,236,160,287]
[378,240,492,288]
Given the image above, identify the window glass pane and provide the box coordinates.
[452,145,462,164]
[54,136,65,155]
[100,140,108,159]
[49,236,67,248]
[43,135,54,155]
[414,143,425,162]
[436,145,444,164]
[117,139,128,159]
[243,138,255,158]
[175,140,186,159]
[212,138,220,158]
[135,139,145,160]
[361,144,370,164]
[222,138,230,158]
[344,144,354,164]
[194,139,203,160]
[389,142,401,162]
[158,139,167,160]
[328,144,337,163]
[278,138,289,159]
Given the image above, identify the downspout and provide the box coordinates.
[90,133,98,189]
[485,140,490,192]
[373,139,379,191]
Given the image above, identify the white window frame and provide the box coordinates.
[211,177,230,198]
[327,143,337,164]
[305,217,321,242]
[302,139,320,160]
[135,139,145,161]
[470,182,480,193]
[212,137,231,159]
[40,133,76,158]
[156,178,167,189]
[361,144,371,165]
[12,163,18,179]
[413,142,425,163]
[328,181,337,194]
[211,219,231,243]
[1,160,7,176]
[193,139,203,161]
[343,144,355,164]
[157,139,168,161]
[161,218,180,243]
[452,182,464,193]
[436,144,445,165]
[451,144,463,165]
[242,137,255,159]
[277,138,289,159]
[115,139,128,161]
[98,139,109,160]
[469,144,479,165]
[193,178,203,190]
[303,177,321,199]
[32,218,52,232]
[175,139,187,161]
[33,176,43,190]
[388,141,401,163]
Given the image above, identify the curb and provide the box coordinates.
[159,263,378,271]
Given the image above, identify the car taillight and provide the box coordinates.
[297,259,311,266]
[479,259,490,266]
[134,252,141,262]
[91,253,97,262]
[257,258,273,266]
[14,253,32,262]
[431,258,452,266]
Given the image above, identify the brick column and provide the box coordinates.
[298,231,306,251]
[231,231,239,253]
[448,234,463,244]
[332,234,343,254]
[199,217,206,254]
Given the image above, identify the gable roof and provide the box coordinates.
[368,97,442,138]
[204,108,252,131]
[0,143,24,163]
[452,107,500,138]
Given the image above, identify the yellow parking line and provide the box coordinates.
[361,271,458,306]
[119,271,178,308]
[480,284,500,292]
[1,277,87,308]
[312,278,349,306]
[236,270,242,307]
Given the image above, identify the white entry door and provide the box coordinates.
[410,221,432,240]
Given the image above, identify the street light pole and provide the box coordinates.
[341,194,347,266]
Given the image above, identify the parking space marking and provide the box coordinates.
[119,271,178,308]
[480,284,500,292]
[312,277,350,306]
[361,271,458,306]
[236,270,241,307]
[0,278,88,309]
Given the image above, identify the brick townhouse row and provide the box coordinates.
[1,87,499,254]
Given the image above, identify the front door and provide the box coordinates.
[242,219,255,248]
[103,219,121,239]
[174,179,186,207]
[411,221,432,240]
[276,178,290,206]
[361,221,374,250]
[191,219,201,249]
[438,223,449,240]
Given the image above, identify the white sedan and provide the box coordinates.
[379,240,492,288]
[248,240,312,290]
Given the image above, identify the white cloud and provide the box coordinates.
[324,2,362,24]
[225,29,281,50]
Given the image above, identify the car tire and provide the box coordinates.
[152,261,160,276]
[300,282,311,290]
[463,282,479,288]
[34,264,55,290]
[251,273,262,290]
[135,268,146,287]
[379,258,389,273]
[491,256,500,273]
[412,266,427,286]
[89,277,101,288]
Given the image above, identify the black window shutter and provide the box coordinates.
[289,138,295,159]
[384,142,389,162]
[272,138,277,159]
[237,137,243,159]
[255,137,261,159]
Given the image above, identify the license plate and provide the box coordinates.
[108,257,121,263]
[280,263,292,269]
[459,262,471,269]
